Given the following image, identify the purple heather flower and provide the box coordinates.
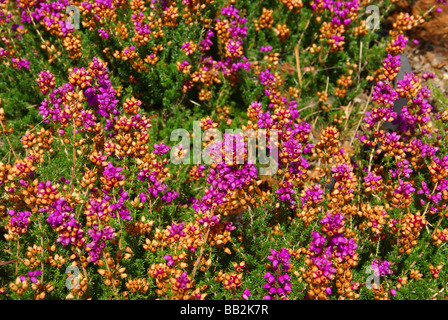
[260,45,272,53]
[153,142,171,155]
[27,270,42,284]
[259,69,276,86]
[241,288,251,300]
[98,28,109,39]
[372,81,399,106]
[371,259,393,277]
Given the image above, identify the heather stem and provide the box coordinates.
[71,121,76,194]
[0,119,18,162]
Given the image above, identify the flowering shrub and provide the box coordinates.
[1,0,448,301]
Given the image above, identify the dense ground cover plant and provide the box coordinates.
[1,0,448,300]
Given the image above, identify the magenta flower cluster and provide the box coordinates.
[44,197,85,247]
[301,184,324,207]
[86,224,116,264]
[263,248,292,300]
[7,210,31,234]
[371,259,393,277]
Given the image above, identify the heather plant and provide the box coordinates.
[1,0,448,301]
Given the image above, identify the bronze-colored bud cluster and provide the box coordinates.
[97,251,128,288]
[113,47,149,73]
[378,131,405,159]
[12,178,39,212]
[9,157,37,180]
[39,39,62,62]
[327,168,357,210]
[148,261,205,299]
[83,196,110,227]
[0,123,13,134]
[35,128,54,154]
[353,20,368,37]
[24,245,43,269]
[162,5,180,28]
[145,12,164,39]
[189,63,221,100]
[215,270,243,290]
[146,221,203,254]
[264,52,281,70]
[270,224,284,239]
[247,103,263,122]
[296,205,322,226]
[112,113,152,158]
[254,8,274,31]
[429,264,443,279]
[46,251,66,268]
[89,151,107,167]
[314,126,340,161]
[410,269,423,280]
[198,88,212,101]
[124,277,149,294]
[198,257,213,273]
[428,158,448,184]
[319,22,346,52]
[301,257,334,300]
[63,34,83,59]
[391,212,427,254]
[9,275,53,299]
[317,91,328,103]
[288,86,300,99]
[432,228,448,245]
[279,0,303,12]
[357,204,389,237]
[333,247,359,300]
[334,72,354,98]
[113,130,149,158]
[309,43,322,54]
[81,168,98,190]
[176,60,191,74]
[363,169,384,193]
[396,276,408,290]
[218,185,261,217]
[372,284,389,300]
[125,216,154,237]
[130,0,146,11]
[392,12,423,34]
[9,276,29,296]
[187,165,206,182]
[274,24,290,42]
[145,50,161,64]
[208,223,232,250]
[332,113,346,125]
[36,181,61,207]
[390,182,415,209]
[215,19,231,44]
[21,131,37,149]
[148,263,170,295]
[68,68,92,89]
